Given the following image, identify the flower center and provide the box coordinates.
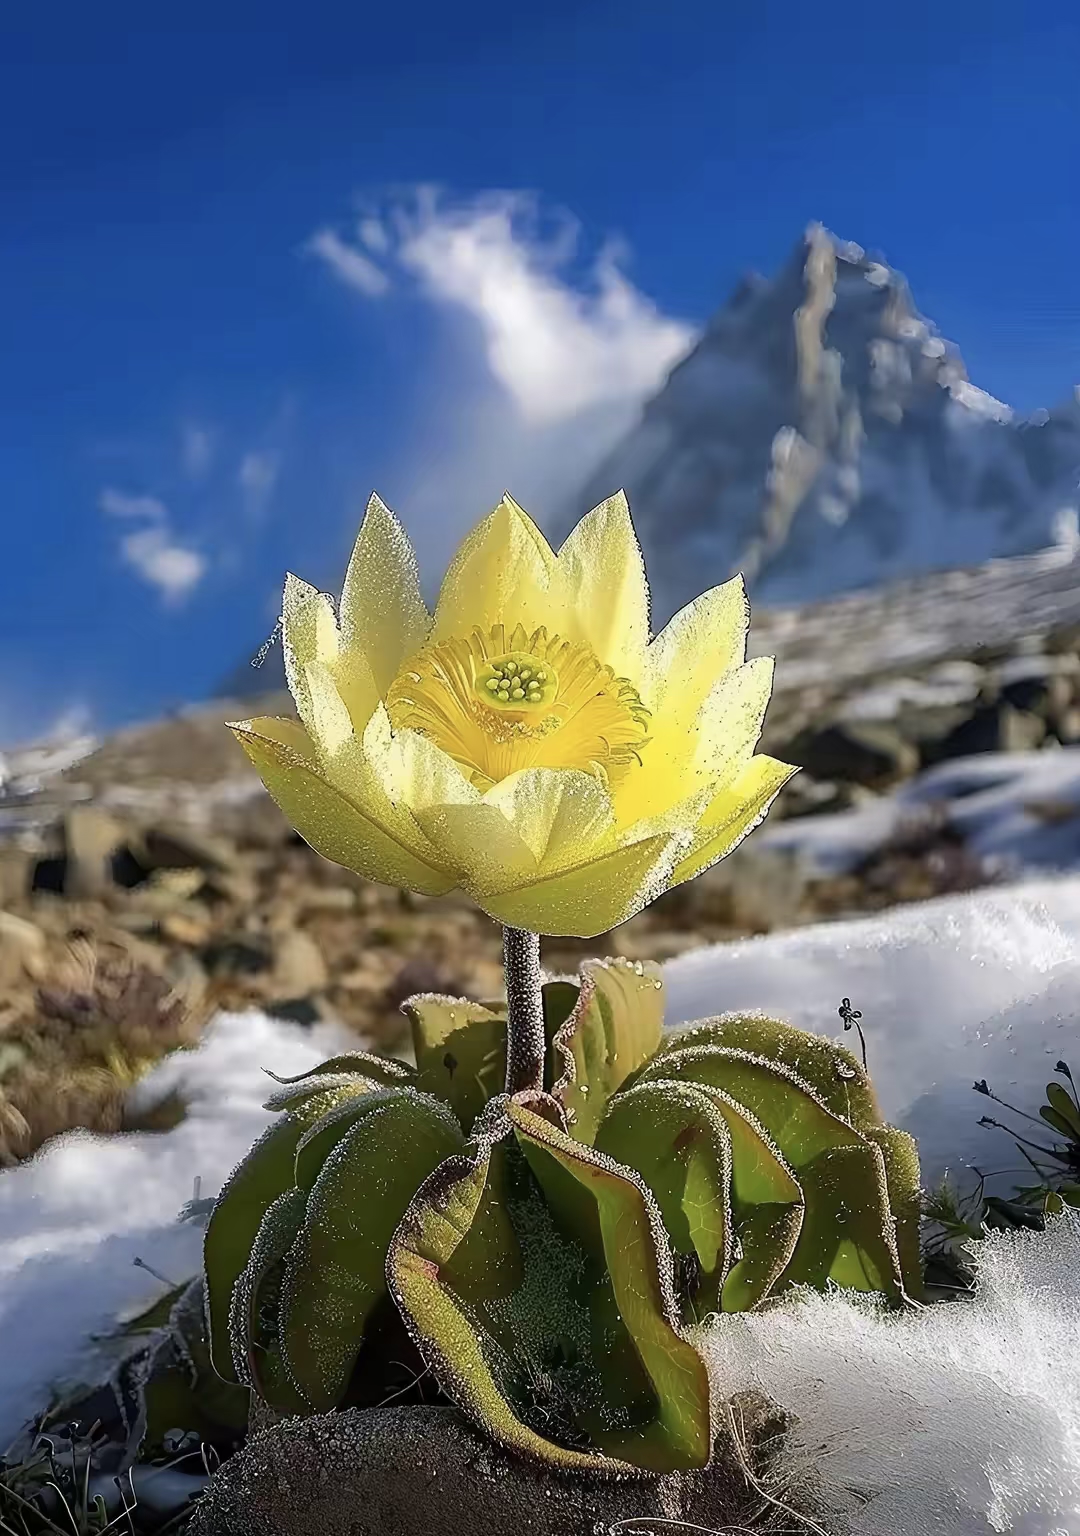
[476,652,557,713]
[385,622,650,791]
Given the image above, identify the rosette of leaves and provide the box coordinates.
[203,962,921,1474]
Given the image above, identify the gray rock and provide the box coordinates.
[932,701,1046,761]
[186,1401,843,1536]
[779,722,917,788]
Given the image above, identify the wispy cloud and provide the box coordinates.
[181,423,215,480]
[99,487,207,603]
[307,228,390,297]
[238,449,281,518]
[308,188,696,575]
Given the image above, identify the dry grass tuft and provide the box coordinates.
[0,946,203,1165]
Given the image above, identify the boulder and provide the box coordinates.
[186,1401,840,1536]
[930,701,1046,762]
[778,723,917,789]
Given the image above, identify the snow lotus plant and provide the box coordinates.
[203,961,922,1474]
[226,490,796,938]
[205,491,921,1475]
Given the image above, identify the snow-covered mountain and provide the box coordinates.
[569,224,1080,621]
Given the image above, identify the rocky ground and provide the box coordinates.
[3,545,1080,1164]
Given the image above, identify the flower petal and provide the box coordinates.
[281,575,339,724]
[228,719,455,896]
[430,495,562,644]
[340,493,431,696]
[686,656,777,791]
[472,830,679,938]
[667,754,798,887]
[383,729,539,889]
[556,492,649,677]
[614,653,773,829]
[482,767,616,871]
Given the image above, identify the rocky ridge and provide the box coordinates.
[571,224,1080,620]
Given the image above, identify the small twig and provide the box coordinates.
[375,1362,433,1409]
[131,1256,174,1288]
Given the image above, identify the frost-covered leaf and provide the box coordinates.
[280,1088,462,1412]
[387,1105,618,1472]
[646,1044,905,1299]
[404,995,507,1131]
[654,1013,878,1128]
[594,1080,732,1317]
[549,958,664,1144]
[264,1050,415,1087]
[203,1082,373,1382]
[232,1188,310,1413]
[508,1101,712,1471]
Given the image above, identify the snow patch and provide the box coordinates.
[699,1213,1080,1535]
[662,877,1080,1191]
[760,748,1080,876]
[0,1010,354,1450]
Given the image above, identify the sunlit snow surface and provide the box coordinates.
[2,890,1080,1530]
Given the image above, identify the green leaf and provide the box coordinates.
[594,1080,732,1317]
[864,1124,924,1299]
[541,979,579,1089]
[387,1107,621,1473]
[263,1050,415,1086]
[280,1088,463,1412]
[232,1188,310,1413]
[293,1087,415,1193]
[1040,1104,1078,1140]
[1044,1083,1080,1137]
[509,1101,713,1472]
[404,995,508,1131]
[203,1083,369,1383]
[654,1014,878,1129]
[262,1072,388,1114]
[648,1045,905,1300]
[550,958,665,1144]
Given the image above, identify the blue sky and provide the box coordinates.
[2,0,1078,743]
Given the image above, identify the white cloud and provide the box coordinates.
[307,227,390,297]
[181,423,215,479]
[308,189,697,581]
[312,190,694,427]
[237,449,280,516]
[98,488,170,523]
[99,487,206,603]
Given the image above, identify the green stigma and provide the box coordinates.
[475,652,558,712]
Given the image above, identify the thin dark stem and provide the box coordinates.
[502,927,546,1096]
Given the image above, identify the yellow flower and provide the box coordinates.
[229,492,796,937]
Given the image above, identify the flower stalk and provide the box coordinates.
[502,926,546,1095]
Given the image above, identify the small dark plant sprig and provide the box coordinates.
[837,998,867,1070]
[974,1059,1080,1218]
[0,1419,211,1536]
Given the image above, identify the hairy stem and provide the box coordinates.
[503,927,545,1096]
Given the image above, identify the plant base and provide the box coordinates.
[187,1397,843,1536]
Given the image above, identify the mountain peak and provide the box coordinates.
[569,226,1076,618]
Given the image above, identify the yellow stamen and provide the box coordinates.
[385,622,651,790]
